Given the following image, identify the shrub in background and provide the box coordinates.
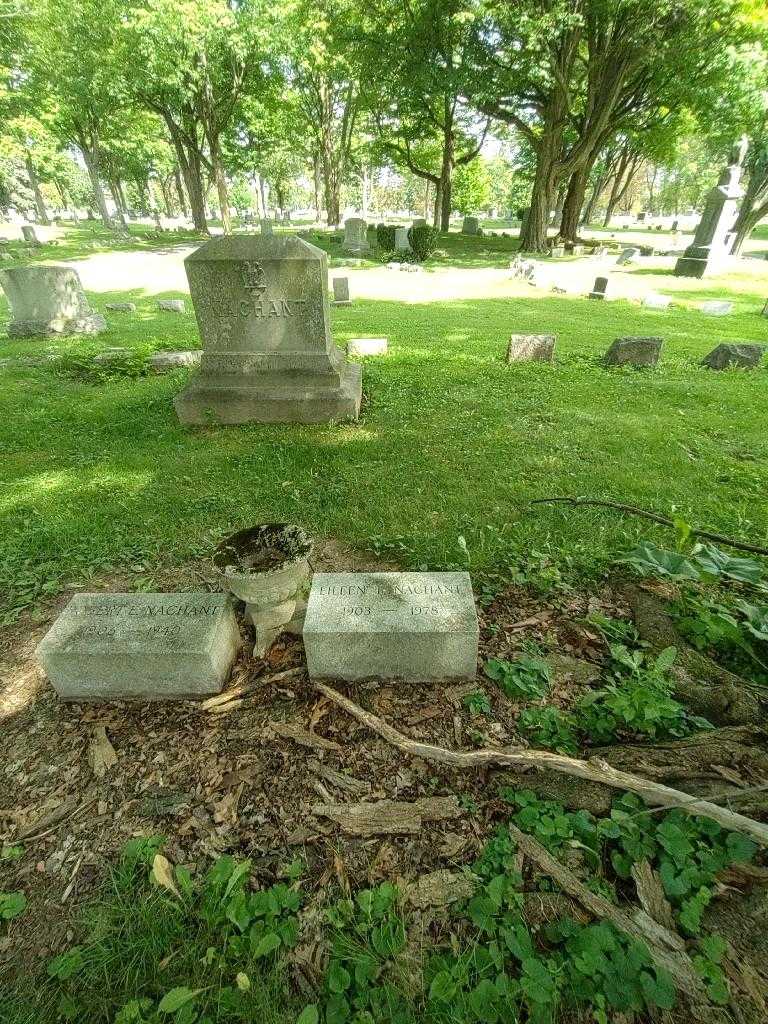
[407,223,440,261]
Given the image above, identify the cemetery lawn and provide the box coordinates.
[1,230,768,623]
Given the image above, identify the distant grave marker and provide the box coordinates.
[332,277,351,306]
[589,276,609,300]
[701,343,766,370]
[506,334,556,363]
[604,336,663,367]
[0,266,106,337]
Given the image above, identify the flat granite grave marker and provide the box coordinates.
[0,265,106,337]
[701,343,766,370]
[174,234,362,424]
[506,334,556,363]
[304,571,478,681]
[643,293,672,310]
[604,336,663,367]
[347,337,388,357]
[36,592,240,701]
[700,300,733,316]
[158,298,185,313]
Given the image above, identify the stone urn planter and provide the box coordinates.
[213,524,313,653]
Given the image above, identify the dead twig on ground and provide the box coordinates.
[530,496,768,557]
[313,682,768,847]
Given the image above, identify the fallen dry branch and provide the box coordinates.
[508,822,702,998]
[269,720,342,752]
[531,496,768,557]
[314,682,768,847]
[312,796,461,836]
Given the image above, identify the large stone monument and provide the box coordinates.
[675,138,748,278]
[174,235,362,424]
[0,266,106,337]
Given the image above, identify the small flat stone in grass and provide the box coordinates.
[93,347,131,364]
[604,336,663,367]
[700,300,733,316]
[36,592,240,701]
[157,298,185,313]
[150,350,202,373]
[304,571,478,682]
[105,302,136,312]
[643,293,672,310]
[701,343,766,370]
[347,337,388,357]
[506,334,556,363]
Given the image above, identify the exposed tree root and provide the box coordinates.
[314,682,768,846]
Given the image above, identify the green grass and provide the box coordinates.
[1,843,300,1024]
[1,227,768,621]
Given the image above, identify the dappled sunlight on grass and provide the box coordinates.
[1,228,767,620]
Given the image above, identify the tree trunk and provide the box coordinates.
[165,119,208,232]
[549,184,566,226]
[424,180,431,219]
[158,176,174,218]
[361,164,369,219]
[80,141,113,229]
[730,167,768,256]
[312,151,322,222]
[210,143,232,233]
[581,170,607,227]
[173,167,188,217]
[519,138,559,252]
[559,164,591,243]
[432,178,443,230]
[259,176,268,220]
[110,182,129,231]
[24,151,50,224]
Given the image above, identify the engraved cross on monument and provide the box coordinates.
[174,235,362,424]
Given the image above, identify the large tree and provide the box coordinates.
[116,0,278,233]
[469,0,761,251]
[359,0,488,230]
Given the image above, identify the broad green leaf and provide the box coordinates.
[296,1006,319,1024]
[327,960,352,994]
[157,987,201,1013]
[253,931,281,958]
[0,891,26,920]
[428,971,456,1002]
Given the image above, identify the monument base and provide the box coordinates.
[674,245,733,278]
[8,313,107,337]
[174,364,362,424]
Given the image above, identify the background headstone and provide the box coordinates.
[21,224,41,245]
[261,219,273,236]
[36,592,240,701]
[394,226,410,251]
[174,234,362,424]
[604,336,663,367]
[150,350,202,373]
[347,337,388,357]
[461,216,480,235]
[701,343,765,370]
[506,334,556,363]
[616,247,640,265]
[700,300,733,316]
[343,217,369,253]
[642,293,672,310]
[0,265,106,337]
[105,301,136,313]
[332,277,351,305]
[158,298,185,313]
[589,276,608,300]
[303,571,478,681]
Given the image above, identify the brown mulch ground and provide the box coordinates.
[1,542,766,1022]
